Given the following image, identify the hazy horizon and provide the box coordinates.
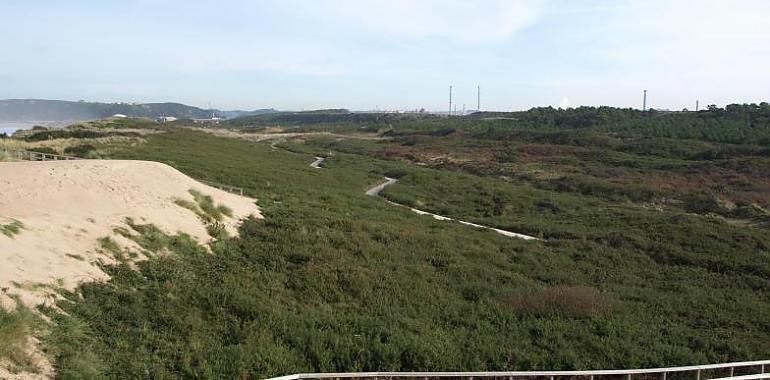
[2,0,769,111]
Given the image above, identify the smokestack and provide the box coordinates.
[477,85,481,111]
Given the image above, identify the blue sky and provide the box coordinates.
[1,0,769,111]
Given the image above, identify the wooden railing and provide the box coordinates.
[0,147,82,161]
[265,360,770,380]
[0,147,246,196]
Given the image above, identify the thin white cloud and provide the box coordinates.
[305,0,544,44]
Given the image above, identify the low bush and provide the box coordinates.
[63,144,96,158]
[1,219,24,237]
[189,189,230,221]
[495,148,519,163]
[682,193,725,215]
[502,285,612,318]
[0,303,38,374]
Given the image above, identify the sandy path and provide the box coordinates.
[310,157,325,169]
[365,177,397,196]
[365,177,539,240]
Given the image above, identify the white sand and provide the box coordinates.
[0,160,261,308]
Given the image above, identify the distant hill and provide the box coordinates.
[0,99,277,122]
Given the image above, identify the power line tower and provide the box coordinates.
[643,90,648,111]
[696,100,699,112]
[449,85,453,116]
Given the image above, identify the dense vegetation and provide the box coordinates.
[34,116,770,379]
[23,129,142,142]
[227,109,438,128]
[291,105,770,224]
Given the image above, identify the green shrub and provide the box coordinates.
[189,189,226,221]
[683,193,725,214]
[495,147,519,163]
[1,219,24,237]
[502,285,612,317]
[0,304,38,374]
[63,144,96,158]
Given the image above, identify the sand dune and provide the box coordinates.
[0,160,261,308]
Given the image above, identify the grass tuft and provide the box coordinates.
[189,189,226,221]
[178,189,234,226]
[0,219,24,238]
[0,303,39,374]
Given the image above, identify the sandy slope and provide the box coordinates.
[0,160,261,307]
[0,160,261,378]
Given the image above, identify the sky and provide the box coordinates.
[1,0,769,111]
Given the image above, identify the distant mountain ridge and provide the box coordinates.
[0,99,275,121]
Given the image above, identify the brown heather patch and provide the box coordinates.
[502,285,613,318]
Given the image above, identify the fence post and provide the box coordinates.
[729,368,734,377]
[662,372,667,380]
[696,369,701,380]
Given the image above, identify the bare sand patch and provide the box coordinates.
[0,160,261,307]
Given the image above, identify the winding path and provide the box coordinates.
[305,156,538,240]
[365,177,539,240]
[310,157,325,169]
[365,177,397,196]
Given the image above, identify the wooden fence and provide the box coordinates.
[0,147,82,161]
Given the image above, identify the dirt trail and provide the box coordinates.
[365,177,397,196]
[310,157,325,169]
[303,155,538,240]
[365,177,539,240]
